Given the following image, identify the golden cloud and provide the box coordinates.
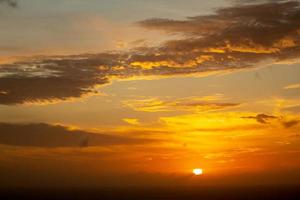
[123,96,240,113]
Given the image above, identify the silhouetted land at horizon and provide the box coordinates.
[1,185,300,200]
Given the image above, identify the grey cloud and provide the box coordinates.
[231,0,295,5]
[138,1,300,59]
[1,1,300,105]
[282,119,300,128]
[0,0,17,8]
[0,54,116,105]
[242,114,300,128]
[242,114,278,124]
[0,123,154,148]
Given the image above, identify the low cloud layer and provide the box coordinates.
[1,1,300,105]
[0,123,154,148]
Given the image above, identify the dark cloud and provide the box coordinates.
[137,1,300,61]
[242,113,300,127]
[282,119,300,128]
[0,0,17,8]
[0,123,155,148]
[1,1,300,105]
[230,0,294,5]
[242,114,278,124]
[0,54,117,105]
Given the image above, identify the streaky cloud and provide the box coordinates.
[282,119,300,128]
[123,96,240,113]
[0,123,156,148]
[242,114,278,124]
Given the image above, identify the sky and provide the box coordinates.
[0,0,300,188]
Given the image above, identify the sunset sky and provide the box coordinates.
[0,0,300,188]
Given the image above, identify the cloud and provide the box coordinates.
[137,1,300,63]
[0,54,114,105]
[283,105,300,113]
[123,96,239,113]
[230,0,291,5]
[123,118,141,125]
[1,1,300,105]
[242,113,300,128]
[242,113,278,124]
[160,112,263,133]
[284,83,300,89]
[0,123,155,148]
[282,119,300,128]
[0,0,17,8]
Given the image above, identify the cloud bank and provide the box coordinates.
[0,123,154,148]
[1,1,300,105]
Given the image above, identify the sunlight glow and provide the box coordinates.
[193,168,203,176]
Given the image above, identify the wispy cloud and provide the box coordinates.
[160,112,263,133]
[123,96,240,113]
[242,113,278,124]
[123,118,141,125]
[284,83,300,89]
[242,113,300,128]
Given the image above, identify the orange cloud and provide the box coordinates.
[284,83,300,90]
[123,96,239,113]
[123,118,141,125]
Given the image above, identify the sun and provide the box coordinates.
[193,168,203,176]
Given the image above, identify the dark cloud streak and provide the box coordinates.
[0,123,154,148]
[282,119,300,128]
[242,114,278,124]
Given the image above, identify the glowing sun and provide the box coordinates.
[193,168,203,176]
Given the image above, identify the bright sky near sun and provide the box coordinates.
[0,0,300,188]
